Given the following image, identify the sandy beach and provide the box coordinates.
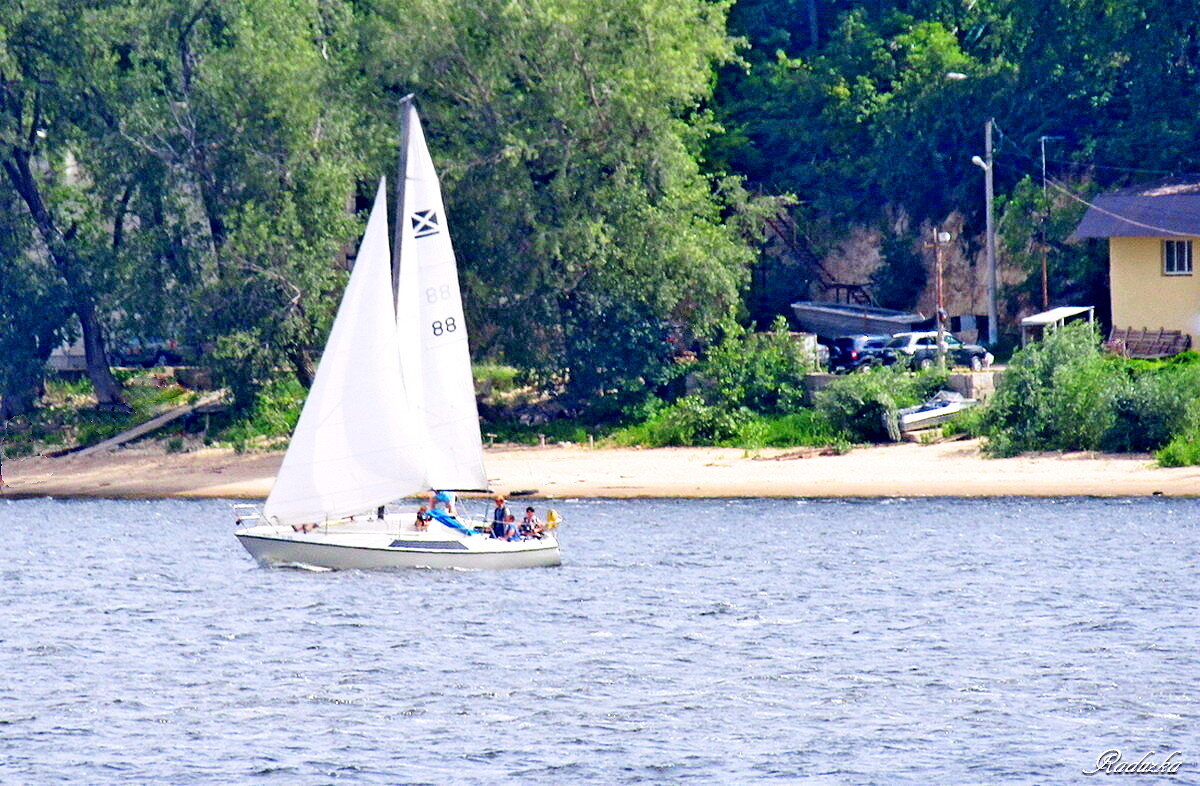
[4,438,1199,499]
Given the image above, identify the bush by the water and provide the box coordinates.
[816,365,947,443]
[608,317,838,448]
[610,396,842,448]
[696,317,818,415]
[979,322,1200,458]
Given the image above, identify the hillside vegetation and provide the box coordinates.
[3,1,1200,456]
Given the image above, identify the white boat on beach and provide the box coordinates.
[235,99,560,570]
[897,391,977,433]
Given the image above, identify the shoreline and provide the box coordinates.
[3,439,1199,500]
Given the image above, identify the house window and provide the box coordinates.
[1163,239,1193,275]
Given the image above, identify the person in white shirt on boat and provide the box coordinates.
[520,507,544,538]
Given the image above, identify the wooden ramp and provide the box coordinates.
[72,392,226,458]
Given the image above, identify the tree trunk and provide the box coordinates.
[288,346,315,389]
[2,148,126,407]
[77,300,127,408]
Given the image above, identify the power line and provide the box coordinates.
[987,142,1200,237]
[995,130,1200,177]
[1044,176,1196,238]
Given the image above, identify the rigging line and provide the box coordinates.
[1045,177,1196,237]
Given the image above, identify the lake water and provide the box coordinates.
[2,496,1197,783]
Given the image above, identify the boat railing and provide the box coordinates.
[232,504,263,528]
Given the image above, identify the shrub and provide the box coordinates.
[1101,366,1200,453]
[611,396,752,447]
[473,362,520,394]
[980,322,1114,455]
[816,365,946,443]
[980,322,1200,456]
[215,376,305,449]
[1157,426,1200,467]
[207,330,277,413]
[699,316,816,415]
[612,399,845,449]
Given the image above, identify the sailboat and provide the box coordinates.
[234,100,561,570]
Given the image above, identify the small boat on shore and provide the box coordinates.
[234,99,560,570]
[898,391,977,433]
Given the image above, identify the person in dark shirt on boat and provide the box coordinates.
[491,496,513,538]
[414,505,432,531]
[519,507,543,538]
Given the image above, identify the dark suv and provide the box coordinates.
[828,334,891,372]
[883,331,991,370]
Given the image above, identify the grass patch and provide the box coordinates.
[610,397,845,448]
[209,376,306,452]
[2,371,195,456]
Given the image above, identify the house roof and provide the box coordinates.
[1070,180,1200,239]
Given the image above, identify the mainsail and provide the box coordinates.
[394,101,489,490]
[264,180,428,526]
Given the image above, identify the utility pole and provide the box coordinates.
[984,119,997,346]
[1039,135,1063,311]
[972,121,998,345]
[933,227,950,370]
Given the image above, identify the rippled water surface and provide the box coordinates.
[2,496,1198,783]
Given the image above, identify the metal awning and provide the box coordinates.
[1019,306,1095,327]
[1019,306,1095,346]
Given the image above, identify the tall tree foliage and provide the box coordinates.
[717,0,1200,316]
[97,0,361,408]
[0,0,128,407]
[361,0,753,412]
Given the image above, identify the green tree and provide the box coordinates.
[97,0,362,404]
[0,190,71,418]
[0,0,127,406]
[361,0,754,413]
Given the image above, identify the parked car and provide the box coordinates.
[828,334,891,372]
[109,338,192,368]
[882,331,992,370]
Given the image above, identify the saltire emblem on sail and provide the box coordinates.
[410,209,440,238]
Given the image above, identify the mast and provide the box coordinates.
[392,94,415,309]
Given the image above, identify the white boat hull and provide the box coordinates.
[234,521,561,570]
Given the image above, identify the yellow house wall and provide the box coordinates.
[1109,236,1200,345]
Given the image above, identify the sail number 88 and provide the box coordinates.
[426,285,452,303]
[431,317,457,336]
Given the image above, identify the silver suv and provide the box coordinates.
[883,331,992,371]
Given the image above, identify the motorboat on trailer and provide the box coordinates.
[234,99,560,570]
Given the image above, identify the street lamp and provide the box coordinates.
[971,118,998,347]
